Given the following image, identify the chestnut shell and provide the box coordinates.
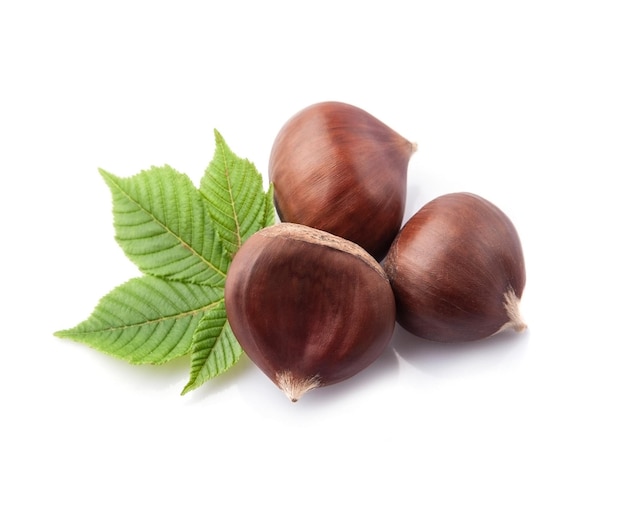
[383,192,526,342]
[268,101,415,261]
[225,223,396,401]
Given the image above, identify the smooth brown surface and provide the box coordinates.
[383,193,526,342]
[225,223,396,397]
[269,101,415,261]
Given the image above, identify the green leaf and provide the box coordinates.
[264,183,276,228]
[100,166,229,286]
[181,300,242,395]
[200,130,274,257]
[55,277,223,364]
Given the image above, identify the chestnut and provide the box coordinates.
[383,192,526,342]
[268,101,416,261]
[225,223,396,402]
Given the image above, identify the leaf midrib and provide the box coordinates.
[217,140,242,249]
[72,298,224,334]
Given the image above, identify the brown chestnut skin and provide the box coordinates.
[225,223,396,402]
[268,101,416,261]
[383,192,526,342]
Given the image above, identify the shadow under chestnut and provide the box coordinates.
[392,323,530,379]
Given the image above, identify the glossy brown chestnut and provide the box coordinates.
[225,223,396,402]
[383,192,526,342]
[268,101,416,261]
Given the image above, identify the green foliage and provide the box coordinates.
[55,131,276,393]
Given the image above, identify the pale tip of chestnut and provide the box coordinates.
[498,288,528,335]
[411,141,418,153]
[276,371,321,403]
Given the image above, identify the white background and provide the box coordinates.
[2,1,625,509]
